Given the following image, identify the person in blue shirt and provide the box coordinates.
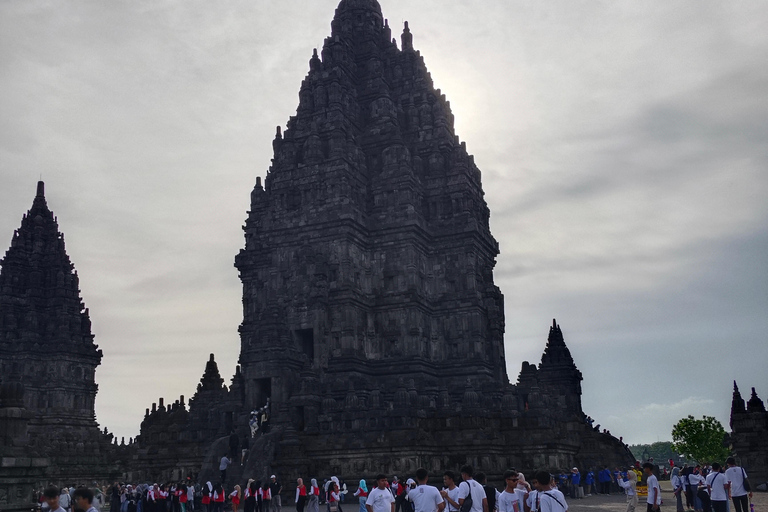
[598,468,612,495]
[585,471,595,497]
[569,469,581,499]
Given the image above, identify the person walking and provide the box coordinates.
[724,458,752,512]
[644,463,661,512]
[354,480,369,512]
[706,464,728,512]
[307,480,320,512]
[296,479,307,512]
[220,456,232,484]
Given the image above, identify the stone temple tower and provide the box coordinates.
[233,0,632,480]
[236,0,505,415]
[0,182,113,478]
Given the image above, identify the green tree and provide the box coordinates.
[671,415,730,464]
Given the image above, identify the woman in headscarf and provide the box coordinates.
[353,481,367,512]
[671,468,685,512]
[295,479,307,512]
[617,469,638,512]
[306,479,320,512]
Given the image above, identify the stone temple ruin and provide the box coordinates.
[0,0,637,502]
[730,383,768,484]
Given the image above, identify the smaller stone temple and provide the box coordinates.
[730,382,768,484]
[0,182,121,505]
[129,354,248,483]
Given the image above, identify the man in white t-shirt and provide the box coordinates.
[725,457,752,512]
[643,463,661,512]
[368,474,396,512]
[440,472,461,512]
[498,470,524,512]
[43,487,66,512]
[457,465,488,512]
[706,464,728,512]
[407,468,445,512]
[532,472,567,512]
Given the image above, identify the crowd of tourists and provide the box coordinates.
[33,458,755,512]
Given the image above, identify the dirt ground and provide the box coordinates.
[565,482,767,512]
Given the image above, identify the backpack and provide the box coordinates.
[459,482,474,512]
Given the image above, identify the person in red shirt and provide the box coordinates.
[296,479,308,512]
[202,483,212,512]
[231,486,242,512]
[179,484,189,512]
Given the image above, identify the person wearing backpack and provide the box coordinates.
[457,465,488,512]
[724,457,752,512]
[532,473,567,512]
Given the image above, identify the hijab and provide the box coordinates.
[358,480,368,493]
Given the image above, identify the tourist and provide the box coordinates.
[617,469,638,512]
[366,475,395,512]
[569,469,580,500]
[74,488,99,512]
[307,480,320,512]
[353,480,368,512]
[474,473,497,512]
[681,466,695,511]
[44,486,66,512]
[202,483,212,512]
[213,484,226,512]
[457,465,488,512]
[532,471,567,512]
[171,484,180,512]
[110,482,122,512]
[220,455,232,484]
[179,484,189,512]
[584,470,594,497]
[690,467,707,512]
[406,468,444,512]
[229,487,240,512]
[644,463,661,512]
[392,477,406,512]
[525,475,540,512]
[671,468,684,512]
[187,483,195,512]
[327,482,341,512]
[706,464,728,512]
[296,479,308,512]
[597,467,611,495]
[245,481,258,512]
[724,457,752,512]
[271,476,283,512]
[59,486,72,512]
[263,481,273,512]
[497,470,522,512]
[439,471,460,512]
[256,481,264,512]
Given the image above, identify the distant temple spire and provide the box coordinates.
[747,387,766,413]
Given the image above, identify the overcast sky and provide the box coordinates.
[1,0,766,446]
